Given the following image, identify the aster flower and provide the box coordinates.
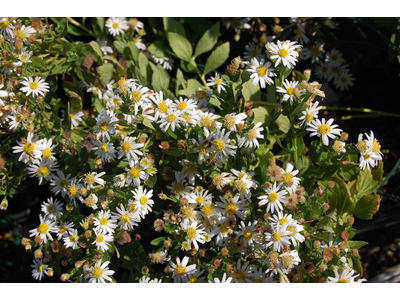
[84,260,115,283]
[298,100,322,126]
[216,194,247,220]
[267,40,301,69]
[169,256,196,283]
[56,222,75,240]
[211,128,237,160]
[0,17,14,38]
[231,259,253,283]
[112,203,140,230]
[157,107,184,132]
[29,215,58,245]
[327,264,360,283]
[82,171,106,190]
[180,219,206,251]
[93,110,119,141]
[117,136,144,161]
[93,210,118,234]
[105,17,129,36]
[276,79,299,105]
[50,170,72,198]
[20,76,49,97]
[243,42,262,61]
[301,43,325,64]
[325,48,344,67]
[306,118,342,146]
[41,197,63,220]
[92,139,116,163]
[130,186,154,218]
[27,158,59,185]
[209,273,233,283]
[188,87,213,108]
[13,25,36,45]
[129,84,150,115]
[12,132,43,163]
[149,91,173,121]
[125,160,148,186]
[92,227,114,252]
[265,223,292,252]
[334,70,355,91]
[293,22,309,45]
[223,112,247,132]
[246,58,276,88]
[63,228,80,250]
[258,181,288,214]
[31,258,49,281]
[206,73,230,94]
[238,122,264,149]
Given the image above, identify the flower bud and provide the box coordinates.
[347,217,355,225]
[319,264,328,272]
[352,249,359,257]
[303,262,315,274]
[328,181,335,188]
[322,203,330,211]
[340,230,349,240]
[313,240,321,249]
[341,132,349,141]
[60,273,70,281]
[34,248,43,259]
[303,69,311,81]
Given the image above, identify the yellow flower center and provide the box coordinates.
[287,87,294,96]
[23,142,35,154]
[183,113,191,123]
[295,27,302,36]
[172,183,185,195]
[372,140,380,153]
[37,165,50,177]
[215,78,223,85]
[37,265,44,272]
[167,114,177,123]
[177,102,188,110]
[287,225,297,236]
[131,90,142,103]
[243,229,253,240]
[196,90,206,99]
[364,153,371,160]
[279,48,289,58]
[70,235,78,243]
[92,266,104,279]
[121,141,132,152]
[48,205,56,213]
[100,217,108,226]
[247,128,258,141]
[318,124,330,134]
[158,102,168,113]
[84,173,96,185]
[332,66,340,74]
[113,23,119,29]
[280,172,293,182]
[269,192,279,202]
[279,218,289,225]
[68,184,78,196]
[99,143,108,152]
[306,114,314,122]
[60,180,68,188]
[195,197,204,204]
[340,76,348,83]
[15,29,26,41]
[139,196,148,205]
[96,235,104,243]
[121,213,131,223]
[0,19,9,29]
[257,66,267,77]
[220,223,229,234]
[214,139,225,151]
[30,82,39,90]
[235,270,245,281]
[338,278,348,283]
[254,278,264,283]
[186,228,197,240]
[225,203,238,215]
[99,121,109,132]
[272,232,281,242]
[42,148,52,158]
[200,117,211,127]
[224,115,236,130]
[129,167,141,178]
[311,48,320,57]
[38,223,49,234]
[201,204,215,217]
[175,265,186,276]
[16,114,24,122]
[182,206,194,219]
[184,163,197,174]
[250,49,258,57]
[189,276,199,283]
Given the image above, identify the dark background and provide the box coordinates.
[1,17,400,282]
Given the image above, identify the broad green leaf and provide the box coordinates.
[165,149,183,157]
[275,115,290,134]
[138,52,149,79]
[295,156,311,176]
[126,41,139,64]
[351,255,363,277]
[98,63,114,83]
[167,32,193,62]
[147,39,169,58]
[194,22,220,58]
[242,78,261,102]
[31,56,45,69]
[355,166,381,197]
[152,64,170,93]
[146,174,157,189]
[143,117,155,130]
[203,42,230,75]
[163,17,186,36]
[89,41,104,63]
[150,237,165,246]
[103,55,125,76]
[92,17,104,36]
[178,79,203,96]
[353,194,380,220]
[252,106,268,125]
[175,68,186,96]
[347,240,368,250]
[113,40,126,54]
[329,186,355,215]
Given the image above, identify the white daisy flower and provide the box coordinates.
[130,186,154,218]
[334,70,355,91]
[306,118,343,146]
[129,84,150,115]
[82,171,106,190]
[327,264,360,283]
[280,250,301,269]
[173,97,198,115]
[117,136,144,161]
[223,112,247,132]
[18,48,33,64]
[276,79,299,105]
[231,259,253,283]
[269,211,294,227]
[8,106,29,131]
[192,132,213,165]
[157,107,184,132]
[243,42,262,61]
[41,197,63,220]
[50,170,72,198]
[208,273,233,283]
[279,163,301,194]
[238,220,259,246]
[298,100,322,126]
[180,219,206,251]
[216,194,247,220]
[63,228,80,250]
[293,22,309,45]
[188,87,213,108]
[285,221,305,247]
[84,260,115,283]
[265,223,292,252]
[92,139,116,163]
[129,18,144,32]
[301,43,325,64]
[332,140,347,153]
[69,110,85,129]
[38,138,57,161]
[29,215,58,245]
[93,110,119,141]
[30,258,49,281]
[198,110,221,136]
[365,130,383,159]
[267,40,301,69]
[179,159,201,185]
[27,158,58,185]
[20,76,49,98]
[0,17,14,38]
[149,91,173,122]
[12,132,43,163]
[105,17,129,36]
[211,217,233,247]
[14,25,36,45]
[93,210,118,234]
[359,150,381,170]
[111,203,139,230]
[56,222,75,240]
[258,181,288,214]
[238,121,264,149]
[222,17,251,32]
[81,193,99,210]
[325,48,344,67]
[169,256,197,283]
[92,227,114,252]
[328,63,350,82]
[211,128,237,160]
[251,267,276,283]
[315,62,332,81]
[96,38,114,55]
[113,173,127,188]
[247,58,276,88]
[66,177,83,204]
[125,160,148,186]
[206,73,230,94]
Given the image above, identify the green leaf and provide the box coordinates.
[98,63,115,83]
[203,42,230,75]
[152,64,170,93]
[275,115,290,133]
[126,41,139,64]
[295,156,312,176]
[150,236,165,246]
[351,255,363,277]
[143,117,155,130]
[163,17,186,36]
[242,78,261,102]
[148,39,169,58]
[175,68,186,96]
[138,52,149,79]
[194,22,220,58]
[167,32,193,62]
[329,185,355,216]
[92,17,104,36]
[31,56,45,69]
[113,40,126,54]
[0,144,10,154]
[347,240,368,250]
[353,194,380,220]
[252,107,268,125]
[89,41,104,63]
[146,174,157,188]
[178,79,203,96]
[165,149,183,157]
[355,166,382,197]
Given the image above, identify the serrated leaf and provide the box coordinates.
[353,194,380,220]
[194,22,220,58]
[167,32,193,62]
[203,42,230,75]
[163,17,186,36]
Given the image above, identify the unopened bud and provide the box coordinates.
[244,100,253,111]
[339,241,348,249]
[47,268,54,277]
[62,259,68,267]
[347,217,355,225]
[341,132,349,141]
[246,109,253,117]
[107,189,114,197]
[34,236,43,244]
[328,181,335,188]
[303,262,315,274]
[319,264,328,272]
[85,230,92,238]
[60,273,70,281]
[34,248,43,259]
[27,124,34,132]
[352,249,359,257]
[333,247,340,255]
[322,203,330,211]
[208,267,215,274]
[264,213,271,221]
[340,231,349,240]
[199,248,207,257]
[75,261,83,269]
[0,198,8,210]
[213,259,221,267]
[313,240,321,249]
[221,247,229,256]
[303,69,311,81]
[164,240,171,248]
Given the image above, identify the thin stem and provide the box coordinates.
[66,17,96,37]
[321,106,400,119]
[191,60,207,86]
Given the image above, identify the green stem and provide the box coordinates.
[66,17,95,37]
[190,60,207,86]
